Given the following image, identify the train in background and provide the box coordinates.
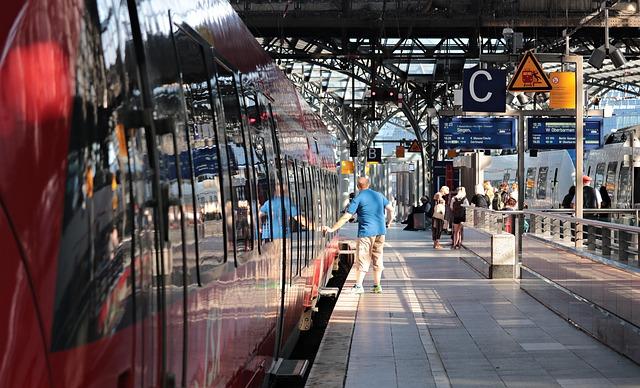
[584,126,640,209]
[485,125,640,209]
[484,150,575,208]
[0,0,340,387]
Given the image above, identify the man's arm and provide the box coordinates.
[322,213,353,234]
[385,204,394,227]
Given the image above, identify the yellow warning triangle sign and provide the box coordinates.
[408,140,422,152]
[508,51,552,92]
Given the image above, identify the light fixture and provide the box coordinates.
[516,93,529,105]
[609,46,628,68]
[588,45,607,69]
[506,93,515,106]
[589,6,628,69]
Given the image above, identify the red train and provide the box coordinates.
[0,0,340,387]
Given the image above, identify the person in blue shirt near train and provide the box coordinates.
[322,176,394,294]
[259,185,305,240]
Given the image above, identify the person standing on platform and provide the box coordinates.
[439,186,451,234]
[571,176,601,213]
[322,177,394,294]
[483,181,495,209]
[510,182,519,204]
[451,187,469,249]
[562,186,576,209]
[471,184,489,208]
[431,192,446,249]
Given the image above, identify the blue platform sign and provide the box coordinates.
[463,68,507,112]
[439,117,517,149]
[527,118,603,150]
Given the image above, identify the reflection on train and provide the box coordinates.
[0,0,340,387]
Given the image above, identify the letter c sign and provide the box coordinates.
[463,68,506,113]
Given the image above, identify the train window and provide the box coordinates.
[173,30,227,272]
[305,166,316,263]
[595,163,606,188]
[296,162,310,269]
[617,166,631,207]
[525,167,537,200]
[536,167,549,199]
[285,158,299,281]
[241,92,273,253]
[216,63,254,257]
[606,162,618,196]
[52,3,150,350]
[294,162,303,275]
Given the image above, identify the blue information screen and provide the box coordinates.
[439,117,517,149]
[527,118,603,150]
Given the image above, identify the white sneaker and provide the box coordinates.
[350,284,364,294]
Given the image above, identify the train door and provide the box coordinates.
[241,89,281,354]
[264,102,288,360]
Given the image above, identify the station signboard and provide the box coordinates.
[366,147,382,163]
[527,118,603,150]
[462,68,507,112]
[438,117,517,150]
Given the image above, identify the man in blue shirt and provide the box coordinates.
[259,186,302,240]
[323,177,393,294]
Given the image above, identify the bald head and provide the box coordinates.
[357,176,370,190]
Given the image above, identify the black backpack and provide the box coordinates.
[583,186,598,209]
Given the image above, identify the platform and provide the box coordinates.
[306,226,640,388]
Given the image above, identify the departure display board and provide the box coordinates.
[439,117,517,149]
[527,118,603,150]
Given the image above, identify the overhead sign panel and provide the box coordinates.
[527,118,603,150]
[439,117,517,150]
[463,68,506,112]
[508,51,552,92]
[549,72,576,109]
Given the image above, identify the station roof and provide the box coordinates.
[234,1,640,149]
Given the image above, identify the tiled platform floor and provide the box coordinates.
[312,225,640,388]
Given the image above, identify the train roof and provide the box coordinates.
[604,125,640,146]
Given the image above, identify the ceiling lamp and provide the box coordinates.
[589,5,628,69]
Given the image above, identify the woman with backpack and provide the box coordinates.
[451,187,469,249]
[471,184,489,208]
[431,192,446,249]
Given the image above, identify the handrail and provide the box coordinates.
[526,210,640,233]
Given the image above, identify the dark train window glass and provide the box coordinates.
[536,167,548,199]
[618,166,631,207]
[285,159,299,281]
[305,166,315,263]
[606,162,618,196]
[52,2,150,350]
[525,167,536,200]
[298,164,310,268]
[216,64,253,256]
[241,92,272,252]
[595,163,606,188]
[173,31,226,270]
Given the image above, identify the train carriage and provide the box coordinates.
[0,0,340,387]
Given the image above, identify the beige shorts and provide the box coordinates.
[356,235,385,272]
